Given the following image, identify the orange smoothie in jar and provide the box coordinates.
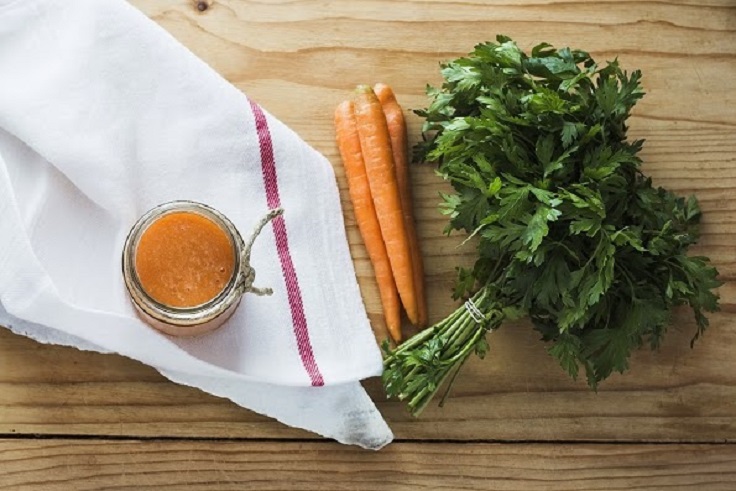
[134,211,236,308]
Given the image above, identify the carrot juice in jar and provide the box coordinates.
[122,201,275,337]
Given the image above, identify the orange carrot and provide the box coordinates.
[353,85,419,326]
[374,83,428,328]
[334,100,402,342]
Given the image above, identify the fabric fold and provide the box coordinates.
[0,0,392,448]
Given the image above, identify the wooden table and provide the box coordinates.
[2,1,736,489]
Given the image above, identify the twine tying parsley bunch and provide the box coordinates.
[383,36,721,416]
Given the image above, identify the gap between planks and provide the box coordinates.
[0,433,733,446]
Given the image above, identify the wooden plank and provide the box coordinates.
[0,439,734,490]
[2,303,735,441]
[1,0,735,442]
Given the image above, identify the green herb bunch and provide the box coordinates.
[383,36,721,415]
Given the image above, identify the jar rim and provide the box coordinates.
[122,200,246,328]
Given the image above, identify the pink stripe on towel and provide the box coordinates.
[250,100,325,387]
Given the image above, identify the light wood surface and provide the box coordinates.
[1,0,735,488]
[2,440,735,491]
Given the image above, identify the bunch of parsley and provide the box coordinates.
[383,36,721,416]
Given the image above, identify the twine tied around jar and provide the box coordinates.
[239,207,284,297]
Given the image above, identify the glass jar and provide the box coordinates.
[122,200,268,337]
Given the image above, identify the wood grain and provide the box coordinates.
[1,439,734,490]
[0,0,735,455]
[2,305,736,441]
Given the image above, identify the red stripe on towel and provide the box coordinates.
[249,100,325,387]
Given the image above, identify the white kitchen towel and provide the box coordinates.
[0,0,393,449]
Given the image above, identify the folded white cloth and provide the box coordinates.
[0,0,392,449]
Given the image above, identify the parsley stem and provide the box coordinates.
[383,283,505,416]
[442,313,473,350]
[438,350,472,408]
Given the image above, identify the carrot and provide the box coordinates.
[334,100,402,342]
[374,83,428,328]
[353,85,419,326]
